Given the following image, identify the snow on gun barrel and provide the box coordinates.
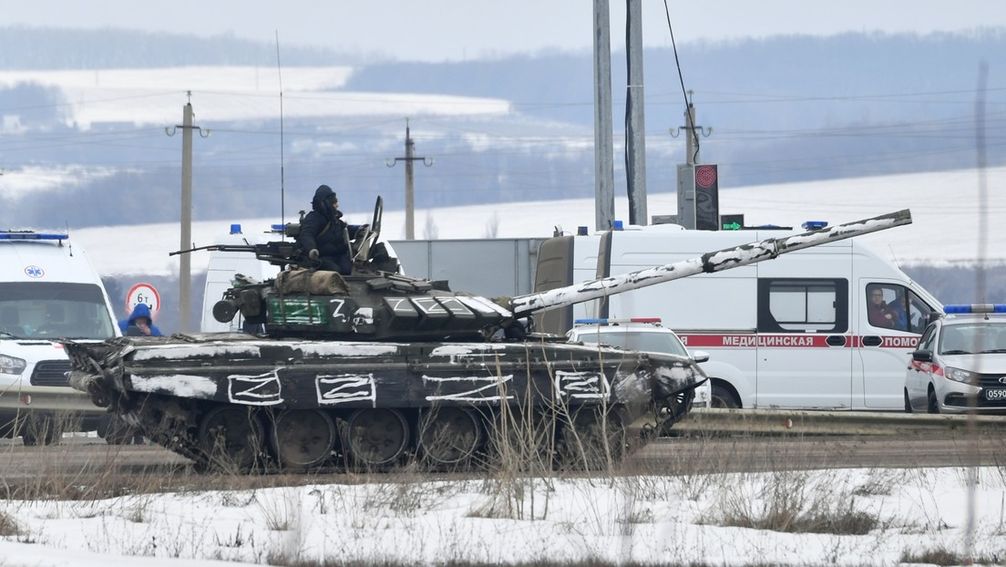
[509,209,911,316]
[58,207,911,473]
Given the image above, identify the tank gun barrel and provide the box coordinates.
[510,209,912,317]
[169,241,303,267]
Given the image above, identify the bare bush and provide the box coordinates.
[900,546,1001,566]
[0,509,22,536]
[703,471,881,535]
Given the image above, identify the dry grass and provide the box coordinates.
[268,560,721,567]
[900,546,1002,566]
[702,470,881,535]
[0,509,22,536]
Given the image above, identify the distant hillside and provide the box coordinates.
[0,28,1004,230]
[0,26,357,68]
[344,31,1006,185]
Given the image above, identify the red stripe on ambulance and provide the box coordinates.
[679,334,919,349]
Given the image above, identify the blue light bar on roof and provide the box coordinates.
[0,232,68,241]
[801,221,829,230]
[574,317,662,326]
[270,224,286,233]
[944,304,1006,314]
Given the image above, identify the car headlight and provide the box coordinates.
[945,366,978,384]
[0,354,26,376]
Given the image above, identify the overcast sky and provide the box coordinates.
[7,0,1003,62]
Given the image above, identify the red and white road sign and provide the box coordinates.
[125,282,161,319]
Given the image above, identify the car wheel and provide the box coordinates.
[927,387,940,414]
[711,385,740,409]
[904,389,913,413]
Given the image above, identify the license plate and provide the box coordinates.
[985,389,1006,401]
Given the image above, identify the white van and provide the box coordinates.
[0,230,119,444]
[534,222,942,410]
[200,223,280,333]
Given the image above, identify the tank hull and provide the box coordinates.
[65,334,702,471]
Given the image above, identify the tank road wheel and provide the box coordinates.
[419,408,483,467]
[343,408,410,468]
[559,409,625,471]
[270,409,337,470]
[198,406,265,473]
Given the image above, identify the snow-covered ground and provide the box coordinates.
[0,467,1001,566]
[65,165,1005,276]
[0,66,510,127]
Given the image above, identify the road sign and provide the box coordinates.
[125,283,161,319]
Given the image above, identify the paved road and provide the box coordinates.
[631,433,1006,475]
[0,431,1003,493]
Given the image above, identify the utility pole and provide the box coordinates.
[676,91,711,165]
[386,119,432,240]
[673,92,714,230]
[592,0,615,232]
[166,92,207,332]
[625,0,647,226]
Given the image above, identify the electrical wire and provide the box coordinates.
[662,0,698,163]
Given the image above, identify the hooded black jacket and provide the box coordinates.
[297,185,364,273]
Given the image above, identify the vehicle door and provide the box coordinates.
[905,322,937,409]
[755,278,852,408]
[856,281,935,409]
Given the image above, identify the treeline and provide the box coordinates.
[0,26,356,69]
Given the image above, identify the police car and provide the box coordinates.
[905,304,1006,413]
[566,317,711,408]
[0,230,119,444]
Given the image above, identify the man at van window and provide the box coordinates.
[118,303,162,337]
[867,287,898,329]
[296,184,367,275]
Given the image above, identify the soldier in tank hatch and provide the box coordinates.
[297,185,367,275]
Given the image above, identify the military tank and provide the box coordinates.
[63,201,912,473]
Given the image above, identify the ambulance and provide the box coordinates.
[200,223,280,333]
[534,221,942,410]
[0,230,118,444]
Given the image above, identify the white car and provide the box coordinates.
[905,304,1006,413]
[566,318,712,408]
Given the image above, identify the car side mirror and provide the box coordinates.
[912,350,932,362]
[690,349,710,363]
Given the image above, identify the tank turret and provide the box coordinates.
[62,201,913,473]
[207,204,911,342]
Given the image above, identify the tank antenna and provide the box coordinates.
[275,30,286,239]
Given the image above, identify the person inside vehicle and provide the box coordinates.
[119,303,162,336]
[297,184,367,275]
[867,287,898,329]
[887,288,908,330]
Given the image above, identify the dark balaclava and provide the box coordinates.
[311,185,337,219]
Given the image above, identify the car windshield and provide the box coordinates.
[0,282,115,340]
[939,322,1006,355]
[575,328,690,357]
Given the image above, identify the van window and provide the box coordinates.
[866,284,934,334]
[758,278,848,333]
[0,282,115,339]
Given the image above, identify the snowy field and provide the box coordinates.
[61,165,1006,276]
[0,66,509,127]
[0,467,1002,566]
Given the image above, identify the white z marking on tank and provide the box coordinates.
[423,374,514,402]
[228,371,283,406]
[316,374,377,407]
[555,370,609,400]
